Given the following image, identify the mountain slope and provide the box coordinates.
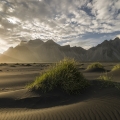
[0,37,120,62]
[0,54,22,63]
[2,39,85,62]
[86,38,120,61]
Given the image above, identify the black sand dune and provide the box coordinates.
[0,63,120,120]
[0,72,39,88]
[0,81,120,120]
[83,68,105,80]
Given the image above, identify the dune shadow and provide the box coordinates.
[0,80,120,109]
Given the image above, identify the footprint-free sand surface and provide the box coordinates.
[0,63,120,120]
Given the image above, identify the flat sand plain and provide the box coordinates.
[0,62,120,120]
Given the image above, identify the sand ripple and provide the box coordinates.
[0,97,120,120]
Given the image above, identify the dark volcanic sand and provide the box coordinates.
[0,63,120,120]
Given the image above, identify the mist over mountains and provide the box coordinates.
[0,37,120,63]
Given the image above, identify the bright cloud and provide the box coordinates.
[0,0,120,53]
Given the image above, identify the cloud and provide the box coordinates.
[91,0,119,19]
[0,0,120,53]
[116,34,120,38]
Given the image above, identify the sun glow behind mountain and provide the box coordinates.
[0,37,120,63]
[0,0,120,53]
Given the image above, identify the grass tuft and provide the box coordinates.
[99,72,114,87]
[99,72,120,89]
[112,64,120,71]
[99,72,112,81]
[27,58,89,94]
[87,62,104,70]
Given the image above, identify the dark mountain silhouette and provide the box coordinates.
[86,37,120,61]
[0,37,120,63]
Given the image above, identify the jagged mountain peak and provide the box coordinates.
[1,37,120,62]
[44,40,60,46]
[114,37,120,40]
[63,45,70,47]
[28,39,44,44]
[45,40,56,44]
[101,40,110,46]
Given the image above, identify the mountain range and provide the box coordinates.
[0,37,120,63]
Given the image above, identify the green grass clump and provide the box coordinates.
[112,64,120,71]
[27,58,88,94]
[99,72,113,87]
[99,72,120,89]
[87,62,104,70]
[99,72,112,81]
[99,74,115,87]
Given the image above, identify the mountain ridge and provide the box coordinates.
[1,37,120,63]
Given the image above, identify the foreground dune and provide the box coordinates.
[0,97,120,120]
[0,81,120,120]
[0,63,120,120]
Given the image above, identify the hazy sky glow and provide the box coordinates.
[0,0,120,53]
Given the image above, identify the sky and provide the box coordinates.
[0,0,120,53]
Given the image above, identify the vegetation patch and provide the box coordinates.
[14,63,20,65]
[99,72,112,81]
[25,64,32,66]
[112,64,120,71]
[87,62,104,69]
[98,72,120,89]
[98,72,114,87]
[0,63,8,66]
[27,58,89,94]
[86,62,105,72]
[20,64,32,66]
